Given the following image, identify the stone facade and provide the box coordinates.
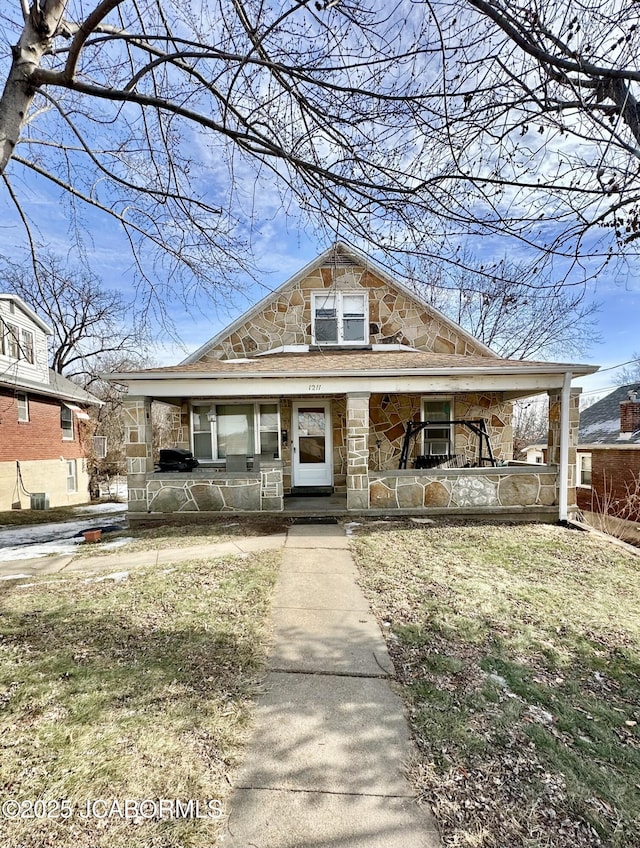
[369,469,558,511]
[142,464,284,514]
[196,264,491,361]
[124,396,154,513]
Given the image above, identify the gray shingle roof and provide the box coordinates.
[579,383,640,445]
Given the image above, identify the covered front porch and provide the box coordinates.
[120,376,581,522]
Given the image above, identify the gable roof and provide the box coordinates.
[180,242,497,364]
[0,294,53,335]
[579,383,640,446]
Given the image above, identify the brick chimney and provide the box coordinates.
[620,388,640,434]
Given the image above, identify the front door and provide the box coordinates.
[292,401,333,487]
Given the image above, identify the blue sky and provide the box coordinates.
[0,176,637,401]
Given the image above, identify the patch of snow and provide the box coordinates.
[0,512,127,560]
[73,503,128,515]
[0,573,32,581]
[488,673,509,689]
[343,522,361,536]
[410,517,435,525]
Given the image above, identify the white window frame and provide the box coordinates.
[311,291,368,346]
[66,459,78,493]
[577,452,592,488]
[191,400,281,462]
[16,392,29,422]
[61,404,74,440]
[20,328,34,364]
[3,322,19,358]
[421,396,454,456]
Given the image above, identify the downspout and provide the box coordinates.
[558,371,572,522]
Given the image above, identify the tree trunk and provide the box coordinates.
[0,1,68,175]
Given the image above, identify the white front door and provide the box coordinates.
[292,401,333,487]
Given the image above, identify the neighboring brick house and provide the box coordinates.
[109,243,597,520]
[576,384,640,520]
[0,294,102,510]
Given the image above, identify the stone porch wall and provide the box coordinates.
[141,464,284,514]
[368,467,558,511]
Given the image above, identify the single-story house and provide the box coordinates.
[576,384,640,520]
[109,243,597,521]
[0,294,102,509]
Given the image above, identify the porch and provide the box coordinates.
[118,355,585,522]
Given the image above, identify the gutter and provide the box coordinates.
[108,364,598,381]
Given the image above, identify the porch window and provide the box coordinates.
[577,453,592,487]
[191,402,280,461]
[421,398,452,455]
[312,292,367,345]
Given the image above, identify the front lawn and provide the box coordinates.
[351,522,640,848]
[0,550,279,847]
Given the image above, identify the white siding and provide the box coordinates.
[0,299,50,384]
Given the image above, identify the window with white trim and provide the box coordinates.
[66,459,78,493]
[577,453,592,487]
[3,323,19,358]
[312,291,367,345]
[20,329,34,364]
[421,398,453,456]
[192,402,280,461]
[16,393,29,422]
[61,405,74,440]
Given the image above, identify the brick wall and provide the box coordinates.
[0,389,87,462]
[577,448,640,521]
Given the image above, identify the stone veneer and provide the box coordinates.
[144,463,284,514]
[196,264,491,361]
[368,468,558,511]
[369,392,513,470]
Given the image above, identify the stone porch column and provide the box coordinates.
[547,385,581,518]
[123,395,153,513]
[346,392,370,511]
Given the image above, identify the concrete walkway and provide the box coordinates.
[224,523,440,848]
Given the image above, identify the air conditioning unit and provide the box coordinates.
[30,493,50,510]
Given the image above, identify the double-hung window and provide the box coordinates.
[3,323,19,358]
[20,329,34,364]
[192,402,280,461]
[66,460,78,493]
[577,453,592,487]
[61,405,74,439]
[16,393,29,422]
[312,292,367,345]
[421,398,453,456]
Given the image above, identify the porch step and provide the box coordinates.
[289,487,334,497]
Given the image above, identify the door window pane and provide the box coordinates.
[298,408,326,463]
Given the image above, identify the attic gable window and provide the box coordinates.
[312,292,367,345]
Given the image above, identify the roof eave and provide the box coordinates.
[110,363,598,381]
